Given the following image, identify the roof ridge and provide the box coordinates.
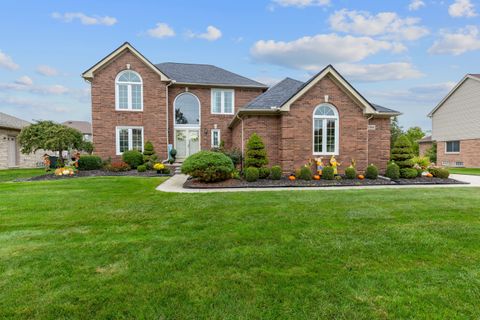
[156,62,215,67]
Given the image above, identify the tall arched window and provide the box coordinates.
[313,103,339,155]
[174,93,200,126]
[115,70,143,111]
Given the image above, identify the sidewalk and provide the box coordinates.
[156,174,480,193]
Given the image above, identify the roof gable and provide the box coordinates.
[280,65,376,114]
[82,42,170,81]
[428,74,480,117]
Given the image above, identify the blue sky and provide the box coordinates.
[1,0,479,131]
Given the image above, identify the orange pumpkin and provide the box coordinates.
[426,173,433,178]
[358,174,365,180]
[313,174,321,180]
[288,175,296,181]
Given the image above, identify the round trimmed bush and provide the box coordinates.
[259,167,271,179]
[400,168,418,179]
[245,167,259,182]
[181,151,234,182]
[299,166,312,180]
[322,166,334,180]
[385,162,400,180]
[122,150,144,169]
[345,166,356,179]
[78,155,102,170]
[270,166,282,180]
[428,167,450,179]
[137,164,147,172]
[365,164,378,179]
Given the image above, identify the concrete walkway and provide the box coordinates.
[156,173,480,193]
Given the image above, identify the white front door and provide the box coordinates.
[7,136,17,167]
[175,128,200,159]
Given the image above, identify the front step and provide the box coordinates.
[168,162,183,175]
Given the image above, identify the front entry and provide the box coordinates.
[174,128,200,160]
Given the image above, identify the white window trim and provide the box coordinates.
[445,141,460,154]
[211,89,235,115]
[312,103,339,156]
[115,126,144,155]
[211,129,221,148]
[115,70,144,112]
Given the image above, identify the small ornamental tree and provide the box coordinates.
[244,133,268,168]
[143,141,158,169]
[18,120,83,167]
[391,135,415,169]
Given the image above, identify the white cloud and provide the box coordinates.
[329,9,429,41]
[251,33,405,71]
[0,50,19,70]
[271,0,330,7]
[409,0,426,11]
[336,62,424,82]
[448,0,477,17]
[51,12,117,26]
[369,82,456,102]
[147,23,175,38]
[14,76,33,86]
[36,65,58,76]
[188,26,222,41]
[429,25,480,55]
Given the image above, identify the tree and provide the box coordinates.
[390,117,403,151]
[391,135,415,169]
[425,142,437,163]
[80,141,94,155]
[18,121,83,166]
[143,141,158,169]
[244,133,268,168]
[405,126,425,156]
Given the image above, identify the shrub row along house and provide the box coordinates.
[82,42,400,173]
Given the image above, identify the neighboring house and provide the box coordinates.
[62,120,92,142]
[0,112,43,169]
[82,42,400,172]
[418,135,433,157]
[428,74,480,168]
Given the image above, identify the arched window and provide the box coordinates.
[115,70,143,111]
[313,103,339,155]
[174,93,200,126]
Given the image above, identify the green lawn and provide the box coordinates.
[1,177,480,319]
[448,167,480,176]
[0,168,47,182]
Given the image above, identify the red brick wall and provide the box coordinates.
[167,86,264,151]
[279,75,370,173]
[368,117,391,172]
[437,139,480,167]
[90,50,168,160]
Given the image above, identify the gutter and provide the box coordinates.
[366,115,373,166]
[228,107,281,129]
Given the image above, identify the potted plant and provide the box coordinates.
[153,163,165,174]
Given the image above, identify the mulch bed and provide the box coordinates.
[184,176,468,189]
[20,170,172,182]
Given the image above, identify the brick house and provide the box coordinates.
[428,74,480,168]
[82,42,400,173]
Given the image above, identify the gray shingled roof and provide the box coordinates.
[370,103,400,114]
[0,112,30,130]
[244,78,304,109]
[62,121,92,135]
[155,62,267,88]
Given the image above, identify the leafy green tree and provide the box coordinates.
[18,121,83,166]
[80,141,94,155]
[391,135,415,169]
[405,126,425,156]
[425,142,437,163]
[244,133,268,168]
[390,117,403,152]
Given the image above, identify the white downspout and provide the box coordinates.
[366,115,373,166]
[165,80,175,162]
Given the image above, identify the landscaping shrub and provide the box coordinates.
[137,165,147,172]
[224,149,242,167]
[345,166,356,179]
[429,167,450,179]
[365,164,379,179]
[181,151,234,182]
[169,148,177,164]
[412,156,431,170]
[245,167,259,182]
[105,161,130,172]
[122,150,143,169]
[400,168,418,179]
[270,166,282,180]
[298,166,312,180]
[143,141,158,169]
[77,155,102,171]
[244,133,268,168]
[391,135,415,170]
[259,167,271,179]
[385,162,400,180]
[322,166,334,180]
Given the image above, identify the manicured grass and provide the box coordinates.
[0,168,47,182]
[448,167,480,176]
[1,177,480,319]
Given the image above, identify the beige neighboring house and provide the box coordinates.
[62,120,92,142]
[428,74,480,168]
[0,112,44,169]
